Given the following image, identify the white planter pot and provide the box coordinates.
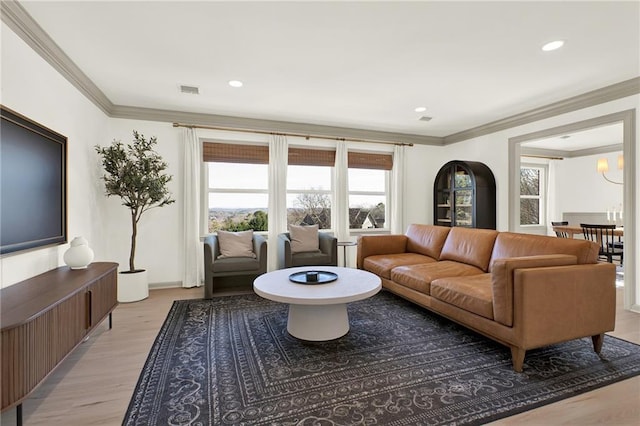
[118,270,149,303]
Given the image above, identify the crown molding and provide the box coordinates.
[4,0,638,146]
[110,105,444,146]
[519,147,571,159]
[569,143,624,158]
[1,0,114,115]
[444,77,640,145]
[520,143,623,159]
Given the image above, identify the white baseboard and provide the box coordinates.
[149,281,183,290]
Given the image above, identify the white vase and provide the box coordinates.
[63,237,94,269]
[118,269,149,302]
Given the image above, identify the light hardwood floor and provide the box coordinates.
[2,287,639,425]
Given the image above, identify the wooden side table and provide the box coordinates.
[337,241,357,267]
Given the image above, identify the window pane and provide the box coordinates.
[349,196,385,229]
[348,169,387,229]
[208,162,268,189]
[286,165,332,229]
[287,165,331,191]
[520,199,540,225]
[348,169,385,192]
[287,192,331,229]
[208,161,269,232]
[520,168,540,196]
[208,193,268,232]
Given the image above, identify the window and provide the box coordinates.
[204,142,392,234]
[205,142,269,232]
[520,165,545,226]
[286,165,332,229]
[348,168,387,229]
[208,162,268,232]
[348,151,391,230]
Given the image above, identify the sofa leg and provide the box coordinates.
[510,347,526,372]
[592,333,605,353]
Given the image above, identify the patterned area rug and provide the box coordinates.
[124,292,640,425]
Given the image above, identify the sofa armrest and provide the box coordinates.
[318,232,338,266]
[514,262,616,349]
[253,234,268,273]
[278,233,292,268]
[357,234,408,269]
[203,235,219,298]
[491,254,578,326]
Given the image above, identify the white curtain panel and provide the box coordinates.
[333,141,350,242]
[182,127,204,288]
[390,144,406,234]
[267,134,288,271]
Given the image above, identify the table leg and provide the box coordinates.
[287,303,349,341]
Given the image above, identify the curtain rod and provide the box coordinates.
[172,122,413,147]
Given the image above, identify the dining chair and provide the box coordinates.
[551,221,569,238]
[580,223,623,265]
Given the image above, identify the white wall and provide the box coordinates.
[1,24,110,287]
[554,151,624,216]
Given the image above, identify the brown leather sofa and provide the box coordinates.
[357,224,616,372]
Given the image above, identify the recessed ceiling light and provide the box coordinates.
[542,40,564,52]
[414,106,427,113]
[228,80,243,88]
[560,135,571,139]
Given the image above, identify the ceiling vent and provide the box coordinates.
[180,85,199,95]
[418,116,433,122]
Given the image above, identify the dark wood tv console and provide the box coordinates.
[1,262,118,424]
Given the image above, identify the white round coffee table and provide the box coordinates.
[253,266,381,341]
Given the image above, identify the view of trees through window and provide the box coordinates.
[520,166,543,225]
[207,162,388,232]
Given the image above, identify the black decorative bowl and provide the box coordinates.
[288,270,338,285]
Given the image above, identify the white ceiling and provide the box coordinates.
[16,0,640,142]
[522,122,624,151]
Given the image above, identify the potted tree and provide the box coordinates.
[96,131,175,302]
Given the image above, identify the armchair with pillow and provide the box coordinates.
[278,225,338,269]
[204,230,267,298]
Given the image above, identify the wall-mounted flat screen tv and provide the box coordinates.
[1,105,67,255]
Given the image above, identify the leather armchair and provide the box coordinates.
[278,232,338,269]
[203,233,267,298]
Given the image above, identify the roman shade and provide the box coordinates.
[203,142,392,170]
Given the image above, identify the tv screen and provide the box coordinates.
[1,106,67,255]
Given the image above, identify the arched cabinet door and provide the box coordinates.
[433,160,496,229]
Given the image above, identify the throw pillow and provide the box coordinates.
[289,225,320,254]
[217,230,256,258]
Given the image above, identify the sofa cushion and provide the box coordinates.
[289,224,321,254]
[363,253,435,280]
[405,224,451,259]
[291,251,333,267]
[431,274,494,320]
[212,256,261,273]
[489,232,599,271]
[390,261,484,294]
[439,227,498,271]
[217,230,256,258]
